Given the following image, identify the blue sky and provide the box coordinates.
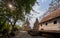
[29,0,52,28]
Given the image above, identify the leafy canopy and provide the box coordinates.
[0,0,36,22]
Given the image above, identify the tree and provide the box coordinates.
[48,0,60,12]
[0,0,37,36]
[42,0,60,18]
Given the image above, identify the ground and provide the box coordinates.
[11,31,46,38]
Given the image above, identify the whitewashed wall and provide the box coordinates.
[39,17,60,31]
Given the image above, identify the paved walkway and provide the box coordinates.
[11,31,46,38]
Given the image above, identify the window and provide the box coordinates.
[41,24,42,26]
[54,20,57,24]
[46,23,48,25]
[41,28,44,30]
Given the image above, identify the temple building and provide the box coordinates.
[24,18,31,31]
[33,18,39,30]
[39,9,60,31]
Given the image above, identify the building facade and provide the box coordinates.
[39,9,60,31]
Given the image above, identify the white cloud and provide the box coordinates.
[29,0,47,28]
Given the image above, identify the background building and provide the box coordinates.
[24,18,31,31]
[33,18,39,30]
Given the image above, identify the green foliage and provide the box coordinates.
[0,0,36,21]
[0,0,36,37]
[3,23,11,31]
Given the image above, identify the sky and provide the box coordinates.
[16,0,52,28]
[29,0,52,28]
